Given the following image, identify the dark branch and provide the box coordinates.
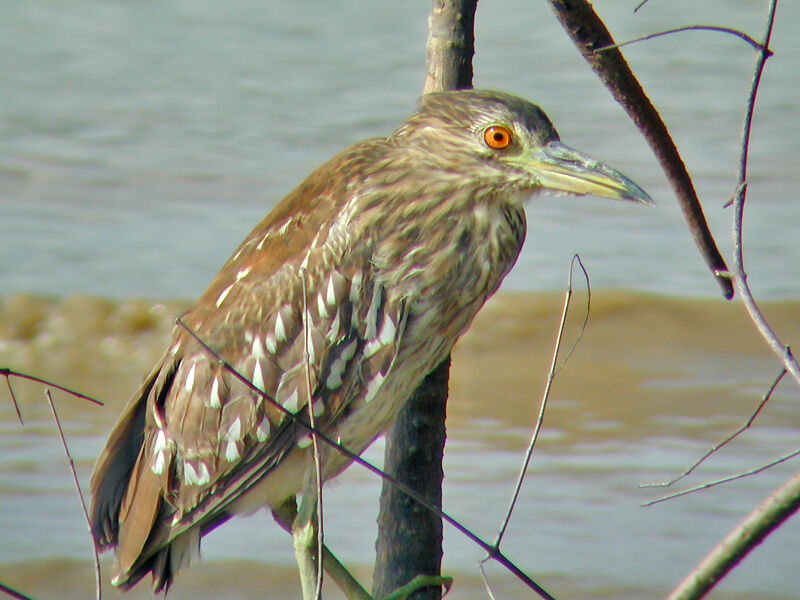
[1,367,104,406]
[547,0,734,299]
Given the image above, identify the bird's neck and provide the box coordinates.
[365,187,528,309]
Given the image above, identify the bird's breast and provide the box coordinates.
[375,196,527,312]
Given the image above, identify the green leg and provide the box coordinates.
[291,493,321,600]
[272,498,452,600]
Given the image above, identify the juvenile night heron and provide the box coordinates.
[90,89,651,597]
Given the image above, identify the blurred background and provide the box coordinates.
[1,1,799,598]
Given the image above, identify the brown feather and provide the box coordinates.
[90,90,626,593]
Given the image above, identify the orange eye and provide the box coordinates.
[484,125,512,150]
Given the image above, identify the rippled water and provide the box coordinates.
[2,1,800,599]
[2,292,800,599]
[1,0,799,299]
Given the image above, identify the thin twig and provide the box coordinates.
[642,368,786,489]
[44,389,102,600]
[175,318,557,600]
[492,255,590,548]
[644,447,800,507]
[596,25,769,54]
[4,374,24,425]
[633,0,651,12]
[0,582,36,600]
[478,561,499,600]
[728,0,799,387]
[300,269,324,600]
[0,368,103,406]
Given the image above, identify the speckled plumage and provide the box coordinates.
[90,89,650,593]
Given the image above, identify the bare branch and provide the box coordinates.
[492,255,590,548]
[547,0,733,299]
[666,468,800,600]
[596,25,769,54]
[643,448,800,507]
[0,582,36,600]
[642,369,786,489]
[4,373,23,425]
[0,367,103,406]
[727,0,800,387]
[44,389,102,600]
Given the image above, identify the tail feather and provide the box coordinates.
[112,528,200,594]
[90,371,156,548]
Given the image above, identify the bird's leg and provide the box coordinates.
[290,490,322,600]
[273,497,373,600]
[272,498,452,600]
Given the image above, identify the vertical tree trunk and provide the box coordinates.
[372,2,476,599]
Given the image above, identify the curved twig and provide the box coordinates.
[44,390,101,600]
[596,25,769,54]
[644,446,800,507]
[642,368,786,489]
[728,0,800,386]
[491,255,590,549]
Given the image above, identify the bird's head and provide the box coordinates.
[390,89,653,206]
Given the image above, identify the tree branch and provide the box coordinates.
[547,0,733,299]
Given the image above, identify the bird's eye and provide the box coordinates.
[483,125,513,150]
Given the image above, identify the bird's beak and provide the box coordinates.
[509,141,654,205]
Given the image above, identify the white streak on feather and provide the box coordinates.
[151,451,165,475]
[350,272,363,303]
[277,218,294,236]
[184,362,196,392]
[253,359,265,392]
[364,372,385,403]
[275,311,287,342]
[326,275,338,306]
[183,461,199,485]
[225,440,239,462]
[196,462,210,485]
[317,292,329,319]
[226,417,242,441]
[216,283,235,308]
[236,266,252,281]
[153,429,168,453]
[208,377,221,408]
[313,400,324,417]
[256,232,270,251]
[327,309,341,343]
[256,418,270,442]
[326,339,357,389]
[252,335,265,358]
[265,332,277,354]
[282,388,300,413]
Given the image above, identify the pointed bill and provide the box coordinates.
[508,141,654,205]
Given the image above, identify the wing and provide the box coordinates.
[90,139,409,589]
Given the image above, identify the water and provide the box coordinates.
[2,1,800,598]
[1,0,799,300]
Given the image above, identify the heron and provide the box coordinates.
[90,89,651,599]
